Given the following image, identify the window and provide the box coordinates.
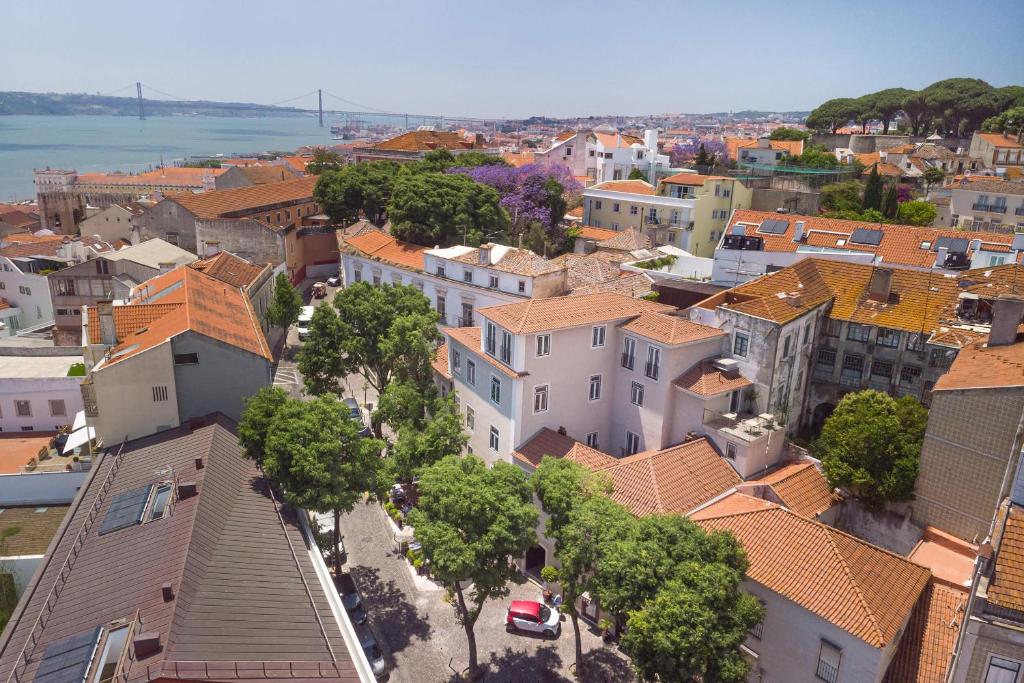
[930,348,954,369]
[782,335,792,359]
[466,406,474,429]
[612,202,620,213]
[14,400,30,417]
[20,426,33,432]
[816,640,841,683]
[489,426,499,452]
[630,381,645,406]
[585,432,599,448]
[629,206,638,216]
[621,337,636,369]
[726,442,737,460]
[489,274,499,288]
[733,332,749,358]
[533,385,549,413]
[840,354,864,387]
[372,274,381,286]
[645,346,660,380]
[353,268,362,283]
[91,625,130,683]
[463,269,473,283]
[876,328,901,348]
[499,331,512,364]
[667,232,676,243]
[490,376,501,404]
[625,431,641,456]
[166,232,179,245]
[592,325,606,348]
[48,400,66,417]
[871,360,893,380]
[152,385,169,402]
[437,295,446,321]
[900,365,922,387]
[518,280,526,293]
[985,656,1021,683]
[436,264,446,277]
[802,324,810,345]
[173,352,199,365]
[450,349,460,373]
[823,318,842,337]
[18,285,31,296]
[536,334,551,357]
[907,333,926,352]
[485,322,497,356]
[589,374,602,401]
[466,360,476,385]
[846,323,871,343]
[147,483,173,521]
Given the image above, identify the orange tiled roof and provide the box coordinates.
[596,228,651,252]
[978,133,1023,149]
[502,151,535,168]
[881,582,967,683]
[673,359,751,397]
[87,267,270,365]
[431,342,451,380]
[566,207,585,220]
[340,227,427,271]
[189,251,268,290]
[479,292,671,334]
[443,327,525,379]
[694,493,931,648]
[748,461,839,518]
[725,137,804,161]
[167,176,317,220]
[74,166,226,188]
[451,246,563,276]
[590,180,655,196]
[512,427,617,470]
[280,156,311,173]
[593,132,644,149]
[593,438,741,516]
[619,311,725,345]
[0,235,111,260]
[371,130,482,152]
[577,226,619,241]
[988,505,1024,613]
[659,173,728,186]
[933,332,1024,391]
[570,272,654,298]
[227,165,299,185]
[864,161,904,178]
[552,252,622,290]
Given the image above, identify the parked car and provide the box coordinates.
[312,282,328,299]
[297,305,315,340]
[505,600,560,638]
[334,572,367,625]
[344,397,372,437]
[327,274,341,287]
[358,629,388,680]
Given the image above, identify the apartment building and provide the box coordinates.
[48,238,197,345]
[77,201,149,244]
[582,180,696,249]
[534,126,669,183]
[727,136,805,166]
[969,132,1024,177]
[711,209,1018,286]
[948,176,1024,233]
[659,173,753,257]
[0,355,84,433]
[189,250,276,333]
[80,265,272,445]
[0,415,376,683]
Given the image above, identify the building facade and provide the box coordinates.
[0,355,84,433]
[948,177,1024,233]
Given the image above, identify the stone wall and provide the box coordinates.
[194,219,286,267]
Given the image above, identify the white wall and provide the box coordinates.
[710,246,876,286]
[0,376,84,432]
[2,555,45,596]
[0,256,53,331]
[90,341,181,444]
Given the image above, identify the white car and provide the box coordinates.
[297,305,315,340]
[327,275,341,287]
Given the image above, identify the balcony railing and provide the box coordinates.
[973,202,1007,213]
[703,410,782,442]
[816,660,839,683]
[621,353,635,370]
[1016,206,1024,216]
[972,202,990,211]
[645,361,659,381]
[455,316,474,328]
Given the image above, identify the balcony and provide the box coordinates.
[703,410,783,444]
[973,202,1007,213]
[454,316,474,328]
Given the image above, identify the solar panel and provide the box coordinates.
[850,228,883,246]
[35,627,101,683]
[731,225,746,236]
[98,485,152,535]
[757,219,790,235]
[934,236,969,254]
[1012,234,1024,252]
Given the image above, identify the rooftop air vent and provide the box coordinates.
[712,358,740,373]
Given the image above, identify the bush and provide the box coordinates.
[540,565,560,584]
[67,363,86,377]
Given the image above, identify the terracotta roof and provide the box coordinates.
[0,505,70,555]
[552,252,622,290]
[694,493,931,648]
[451,245,563,276]
[933,333,1024,391]
[0,210,39,229]
[502,151,535,168]
[659,173,728,186]
[87,266,271,365]
[431,342,451,380]
[977,133,1023,149]
[370,130,482,152]
[882,582,966,683]
[443,327,525,379]
[577,226,619,241]
[726,137,804,161]
[597,228,651,252]
[0,417,361,683]
[190,251,269,290]
[479,292,671,334]
[951,177,1024,196]
[620,311,724,345]
[280,155,311,173]
[227,165,299,185]
[864,161,905,178]
[0,235,111,260]
[748,461,838,518]
[591,438,741,516]
[590,180,655,196]
[74,166,226,188]
[341,227,428,271]
[566,206,585,220]
[987,504,1024,613]
[554,130,576,142]
[166,176,317,220]
[570,272,654,298]
[512,427,617,470]
[593,132,644,149]
[673,359,751,397]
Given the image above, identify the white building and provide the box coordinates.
[534,126,670,184]
[581,179,698,249]
[0,354,84,432]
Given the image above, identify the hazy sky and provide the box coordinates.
[3,0,1022,119]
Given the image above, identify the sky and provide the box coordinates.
[2,0,1022,119]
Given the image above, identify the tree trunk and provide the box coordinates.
[570,610,583,677]
[333,508,342,575]
[454,582,479,678]
[882,119,890,135]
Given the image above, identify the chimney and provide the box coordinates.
[935,247,948,269]
[867,267,894,303]
[162,582,174,602]
[474,133,485,147]
[97,300,117,346]
[478,243,492,265]
[205,240,221,257]
[158,262,176,274]
[792,221,806,243]
[989,294,1024,346]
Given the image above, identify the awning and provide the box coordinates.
[62,425,95,454]
[72,410,87,432]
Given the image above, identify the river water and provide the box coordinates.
[0,115,340,201]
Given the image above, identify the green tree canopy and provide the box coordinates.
[821,181,863,214]
[817,390,927,507]
[314,161,399,226]
[387,395,466,484]
[373,378,435,432]
[305,147,344,174]
[869,88,915,134]
[881,183,899,219]
[296,303,345,396]
[628,167,647,180]
[768,127,810,141]
[237,386,290,466]
[922,166,946,192]
[863,164,883,211]
[784,144,840,169]
[897,200,938,226]
[408,456,538,678]
[805,98,859,134]
[267,272,302,331]
[387,171,509,246]
[982,106,1024,143]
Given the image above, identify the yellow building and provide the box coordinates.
[658,173,752,257]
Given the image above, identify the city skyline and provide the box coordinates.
[2,0,1022,119]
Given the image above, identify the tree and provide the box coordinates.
[820,181,863,214]
[628,167,647,180]
[314,161,399,226]
[388,172,509,246]
[296,303,344,395]
[897,200,938,226]
[373,378,435,432]
[786,144,840,169]
[306,147,344,174]
[693,143,712,167]
[804,98,859,134]
[863,164,883,211]
[238,387,290,466]
[593,514,764,682]
[388,395,467,484]
[263,395,384,573]
[869,88,914,134]
[816,390,927,508]
[408,456,538,678]
[267,273,302,332]
[853,93,880,134]
[532,458,625,675]
[901,92,932,136]
[769,127,810,141]
[982,105,1024,143]
[922,166,946,193]
[881,183,899,219]
[333,282,439,397]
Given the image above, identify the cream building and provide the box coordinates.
[948,176,1024,233]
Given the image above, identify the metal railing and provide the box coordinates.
[455,316,474,328]
[815,660,839,683]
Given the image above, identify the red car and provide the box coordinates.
[505,600,560,638]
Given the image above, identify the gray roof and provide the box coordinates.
[103,238,198,269]
[952,178,1024,196]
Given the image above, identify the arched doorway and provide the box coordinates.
[811,402,835,434]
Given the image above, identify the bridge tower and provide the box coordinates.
[318,89,323,127]
[136,82,145,120]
